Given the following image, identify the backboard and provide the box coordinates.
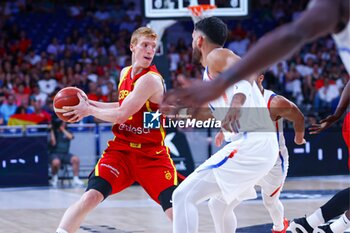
[143,0,249,19]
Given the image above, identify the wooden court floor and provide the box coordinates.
[0,175,349,233]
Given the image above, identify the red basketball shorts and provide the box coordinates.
[93,141,178,204]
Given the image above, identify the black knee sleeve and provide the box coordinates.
[321,188,350,222]
[158,185,177,211]
[86,175,112,200]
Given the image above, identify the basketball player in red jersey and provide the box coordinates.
[55,27,179,233]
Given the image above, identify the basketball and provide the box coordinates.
[53,87,87,122]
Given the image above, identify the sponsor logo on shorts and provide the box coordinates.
[164,170,172,180]
[101,163,120,178]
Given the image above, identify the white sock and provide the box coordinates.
[73,176,79,180]
[306,208,325,228]
[330,213,350,233]
[56,228,68,233]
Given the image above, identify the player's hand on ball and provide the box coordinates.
[62,92,90,122]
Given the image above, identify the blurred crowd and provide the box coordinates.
[0,0,348,127]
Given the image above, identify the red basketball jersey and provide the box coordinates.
[109,65,166,148]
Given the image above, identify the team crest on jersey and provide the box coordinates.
[164,170,172,180]
[143,110,161,128]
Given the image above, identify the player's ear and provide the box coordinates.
[130,44,134,52]
[197,35,204,48]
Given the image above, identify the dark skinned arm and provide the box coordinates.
[310,80,349,134]
[162,0,342,107]
[219,0,340,87]
[270,95,305,145]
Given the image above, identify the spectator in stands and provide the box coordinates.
[13,83,29,106]
[0,94,17,124]
[285,64,304,105]
[47,38,61,56]
[49,118,84,187]
[26,49,41,66]
[38,70,57,96]
[314,77,340,111]
[32,99,51,124]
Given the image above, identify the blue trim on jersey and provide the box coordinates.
[280,153,285,174]
[197,156,231,172]
[338,47,350,54]
[208,103,215,112]
[197,132,247,172]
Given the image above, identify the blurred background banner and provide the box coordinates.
[0,136,48,187]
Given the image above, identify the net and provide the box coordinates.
[187,4,216,23]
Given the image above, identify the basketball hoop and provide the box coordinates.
[187,4,216,17]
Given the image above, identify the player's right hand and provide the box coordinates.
[62,92,90,122]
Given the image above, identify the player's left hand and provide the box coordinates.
[221,107,241,133]
[62,92,90,122]
[309,115,339,134]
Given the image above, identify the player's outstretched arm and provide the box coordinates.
[218,0,340,87]
[271,95,305,145]
[163,0,341,108]
[310,80,350,134]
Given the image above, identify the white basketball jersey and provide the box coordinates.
[203,66,274,138]
[333,19,350,74]
[263,89,289,163]
[203,66,235,121]
[203,66,235,141]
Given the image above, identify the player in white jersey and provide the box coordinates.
[162,2,350,233]
[208,74,305,233]
[171,17,279,233]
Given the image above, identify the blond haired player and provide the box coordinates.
[55,27,180,233]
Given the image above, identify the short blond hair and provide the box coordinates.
[130,27,157,45]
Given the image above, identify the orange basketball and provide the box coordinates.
[53,87,87,122]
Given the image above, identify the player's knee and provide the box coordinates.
[86,175,112,200]
[172,184,193,205]
[80,190,103,209]
[158,185,176,212]
[172,185,183,203]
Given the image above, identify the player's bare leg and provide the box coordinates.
[56,190,103,233]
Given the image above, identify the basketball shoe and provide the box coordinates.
[272,218,289,233]
[289,217,314,233]
[314,225,334,233]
